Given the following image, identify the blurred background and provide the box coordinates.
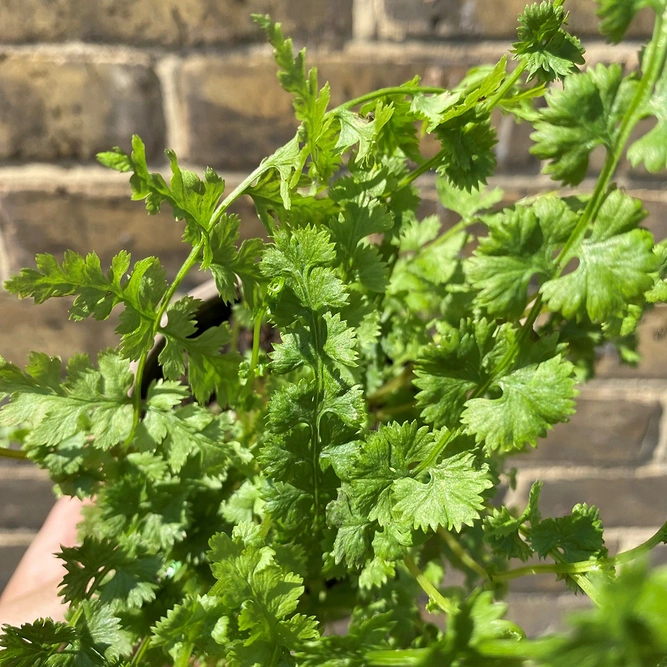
[0,0,666,635]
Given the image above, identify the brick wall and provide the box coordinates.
[0,0,665,635]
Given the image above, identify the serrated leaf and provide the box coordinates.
[540,190,657,322]
[393,452,492,532]
[531,63,638,185]
[462,354,577,453]
[468,196,579,317]
[513,0,585,82]
[596,0,659,42]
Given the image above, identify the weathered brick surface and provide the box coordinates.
[513,472,667,528]
[515,399,662,467]
[1,189,189,278]
[0,57,164,161]
[0,470,54,530]
[0,292,118,366]
[377,0,655,40]
[0,0,353,46]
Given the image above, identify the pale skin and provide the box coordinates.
[0,497,83,626]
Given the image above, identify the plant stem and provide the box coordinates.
[335,86,448,112]
[404,554,457,615]
[175,644,194,667]
[438,527,489,580]
[241,307,266,400]
[130,637,151,666]
[0,447,26,460]
[365,649,427,666]
[126,241,203,446]
[496,521,667,582]
[476,637,555,660]
[483,61,527,111]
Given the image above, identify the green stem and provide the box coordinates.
[175,644,194,667]
[241,307,266,400]
[404,555,457,615]
[209,161,275,228]
[497,521,667,583]
[483,61,527,111]
[0,447,26,460]
[130,637,150,666]
[476,637,555,660]
[438,528,489,580]
[335,86,447,112]
[396,147,447,191]
[126,242,203,446]
[365,649,427,666]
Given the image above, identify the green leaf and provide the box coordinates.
[628,72,667,172]
[208,524,319,662]
[58,538,159,610]
[413,319,495,429]
[98,136,225,241]
[531,63,638,185]
[0,620,77,667]
[596,0,660,42]
[152,594,228,664]
[262,225,348,313]
[540,190,657,323]
[335,102,394,161]
[468,196,579,317]
[393,452,492,532]
[462,354,577,453]
[435,111,498,191]
[513,0,585,82]
[436,177,504,220]
[485,481,542,561]
[530,503,607,563]
[0,350,134,453]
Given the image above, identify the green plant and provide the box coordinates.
[1,0,667,664]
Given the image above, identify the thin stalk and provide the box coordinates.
[483,61,527,111]
[335,86,448,112]
[126,242,204,446]
[404,555,457,615]
[241,307,266,400]
[0,447,26,460]
[396,147,448,191]
[175,644,193,667]
[438,528,489,580]
[476,637,555,660]
[496,521,667,583]
[130,637,151,666]
[365,649,427,666]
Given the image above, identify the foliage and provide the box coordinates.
[2,0,667,665]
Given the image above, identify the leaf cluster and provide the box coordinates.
[2,2,667,666]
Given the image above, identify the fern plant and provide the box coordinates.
[1,0,667,664]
